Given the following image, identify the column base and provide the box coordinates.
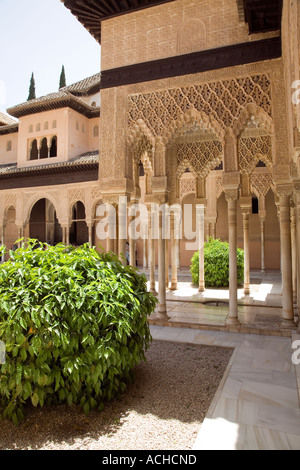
[225,316,241,327]
[198,285,205,293]
[156,307,170,321]
[244,287,250,296]
[280,318,297,329]
[170,283,178,291]
[150,288,158,296]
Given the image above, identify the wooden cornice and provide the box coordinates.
[100,37,282,89]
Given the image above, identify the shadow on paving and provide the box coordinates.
[0,341,233,450]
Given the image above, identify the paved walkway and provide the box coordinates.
[150,326,300,450]
[146,270,300,450]
[144,270,298,336]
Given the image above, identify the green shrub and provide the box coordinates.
[190,238,244,288]
[0,240,157,425]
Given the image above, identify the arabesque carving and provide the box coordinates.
[128,73,272,139]
[250,170,274,198]
[239,135,273,174]
[177,140,223,178]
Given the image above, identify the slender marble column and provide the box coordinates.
[129,214,136,267]
[143,238,148,268]
[260,218,266,273]
[118,203,127,266]
[157,208,168,319]
[66,226,70,246]
[106,203,116,253]
[225,191,240,326]
[165,239,169,288]
[170,213,178,291]
[176,238,180,270]
[295,187,300,331]
[17,226,24,247]
[242,210,250,296]
[198,205,205,293]
[278,194,295,327]
[291,205,297,303]
[88,224,93,246]
[62,226,66,245]
[149,208,157,295]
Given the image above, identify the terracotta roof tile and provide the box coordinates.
[60,73,101,95]
[0,112,17,126]
[7,91,100,119]
[0,151,99,176]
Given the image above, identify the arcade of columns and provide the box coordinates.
[99,58,300,330]
[1,63,299,331]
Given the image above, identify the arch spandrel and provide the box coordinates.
[127,74,275,189]
[176,159,198,181]
[162,108,225,146]
[127,73,273,142]
[127,119,156,149]
[233,103,274,138]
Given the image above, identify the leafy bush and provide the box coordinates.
[190,238,244,287]
[0,240,157,425]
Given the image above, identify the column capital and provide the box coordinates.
[224,188,239,202]
[15,222,26,230]
[222,171,240,190]
[102,194,129,206]
[240,196,252,214]
[194,198,208,207]
[259,212,266,222]
[275,184,293,199]
[60,222,71,229]
[152,192,169,205]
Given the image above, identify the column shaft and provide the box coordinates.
[295,190,300,331]
[198,205,205,293]
[170,213,178,290]
[176,238,180,270]
[226,196,240,326]
[88,225,93,246]
[260,219,266,273]
[157,209,168,319]
[129,215,136,267]
[291,206,297,302]
[242,211,250,296]
[165,239,169,288]
[143,238,148,268]
[279,195,295,326]
[149,209,157,294]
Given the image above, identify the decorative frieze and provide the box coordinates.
[128,73,272,139]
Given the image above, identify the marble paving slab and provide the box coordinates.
[149,326,300,450]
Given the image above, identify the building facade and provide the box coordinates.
[1,0,300,329]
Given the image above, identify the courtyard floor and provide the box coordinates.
[144,269,295,336]
[146,269,300,450]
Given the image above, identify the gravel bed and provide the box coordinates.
[0,340,233,450]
